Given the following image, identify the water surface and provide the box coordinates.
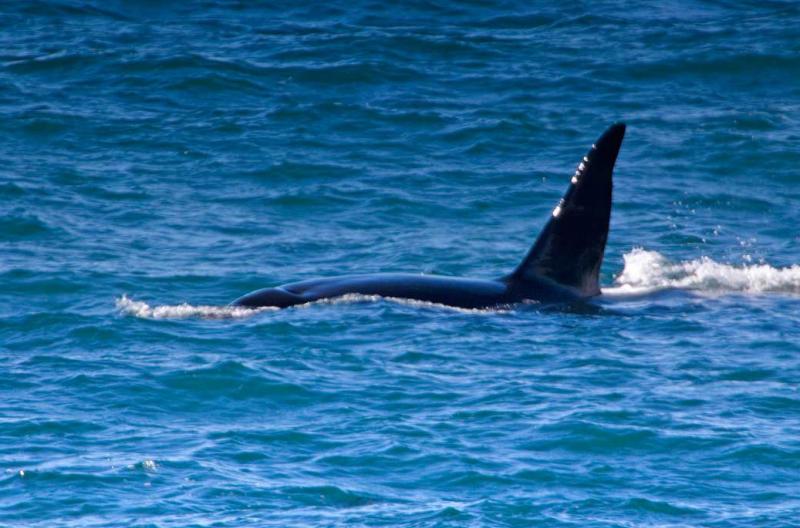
[2,1,800,526]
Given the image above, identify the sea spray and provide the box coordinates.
[116,293,511,319]
[611,248,800,294]
[115,294,272,319]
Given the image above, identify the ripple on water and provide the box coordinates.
[156,361,323,404]
[0,214,54,239]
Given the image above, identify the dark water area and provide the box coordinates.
[2,1,800,526]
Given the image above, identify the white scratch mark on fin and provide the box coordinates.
[553,199,565,217]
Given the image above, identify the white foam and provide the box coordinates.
[605,248,800,296]
[308,293,512,314]
[116,292,508,319]
[116,294,274,319]
[121,251,799,320]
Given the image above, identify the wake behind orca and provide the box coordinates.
[233,123,626,310]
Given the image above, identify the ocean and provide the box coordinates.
[2,1,800,526]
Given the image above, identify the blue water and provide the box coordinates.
[2,1,800,526]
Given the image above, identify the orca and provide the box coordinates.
[233,123,626,310]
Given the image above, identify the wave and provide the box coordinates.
[607,249,800,295]
[311,294,513,315]
[118,251,800,319]
[115,295,274,319]
[116,293,508,320]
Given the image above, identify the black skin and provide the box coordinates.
[232,273,578,309]
[233,123,626,310]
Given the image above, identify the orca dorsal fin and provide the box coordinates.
[507,123,626,297]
